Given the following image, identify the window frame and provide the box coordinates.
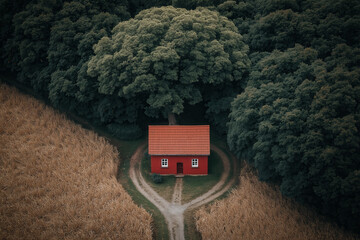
[191,158,199,168]
[161,158,168,168]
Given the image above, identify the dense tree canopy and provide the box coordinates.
[87,6,250,122]
[47,0,130,121]
[227,44,360,231]
[4,0,64,95]
[222,0,360,231]
[172,0,226,9]
[1,0,359,232]
[0,0,30,72]
[217,0,360,58]
[127,0,170,15]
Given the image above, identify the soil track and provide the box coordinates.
[129,142,237,240]
[172,178,183,205]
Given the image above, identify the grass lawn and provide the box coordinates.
[138,147,226,240]
[115,138,169,240]
[141,151,177,202]
[182,150,224,203]
[140,148,225,204]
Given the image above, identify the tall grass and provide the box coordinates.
[0,84,152,239]
[195,163,358,240]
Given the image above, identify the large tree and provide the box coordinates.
[0,0,30,72]
[217,0,360,58]
[172,0,227,9]
[222,0,360,232]
[87,6,250,124]
[47,0,130,124]
[227,44,360,231]
[4,0,64,95]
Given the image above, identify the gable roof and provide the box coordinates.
[148,125,210,155]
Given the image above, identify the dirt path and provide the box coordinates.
[129,142,236,240]
[172,178,183,205]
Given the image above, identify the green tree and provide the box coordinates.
[5,0,64,95]
[248,9,301,52]
[46,0,130,125]
[88,6,250,124]
[128,0,170,16]
[0,0,30,72]
[217,0,360,58]
[172,0,227,9]
[228,44,360,231]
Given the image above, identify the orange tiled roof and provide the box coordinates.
[148,125,210,155]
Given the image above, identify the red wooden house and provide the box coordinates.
[148,125,210,175]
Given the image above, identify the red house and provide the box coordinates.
[148,125,210,175]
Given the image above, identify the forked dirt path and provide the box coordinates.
[129,142,236,240]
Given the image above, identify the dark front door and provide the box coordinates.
[177,163,183,174]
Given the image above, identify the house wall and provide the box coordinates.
[151,155,208,175]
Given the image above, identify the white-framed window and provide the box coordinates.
[192,158,198,168]
[161,158,168,168]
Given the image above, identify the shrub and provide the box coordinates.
[152,174,163,184]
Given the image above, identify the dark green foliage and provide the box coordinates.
[88,6,250,121]
[221,0,360,232]
[205,88,238,134]
[227,44,360,231]
[106,123,142,140]
[128,0,171,16]
[0,0,30,72]
[47,0,131,124]
[4,0,64,96]
[248,9,301,51]
[217,0,360,57]
[259,0,299,14]
[151,173,163,184]
[172,0,227,9]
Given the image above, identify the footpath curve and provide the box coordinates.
[129,142,236,240]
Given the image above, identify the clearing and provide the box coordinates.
[129,142,237,240]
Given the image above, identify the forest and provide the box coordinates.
[1,0,359,233]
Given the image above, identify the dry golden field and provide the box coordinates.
[0,84,152,239]
[195,163,359,240]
